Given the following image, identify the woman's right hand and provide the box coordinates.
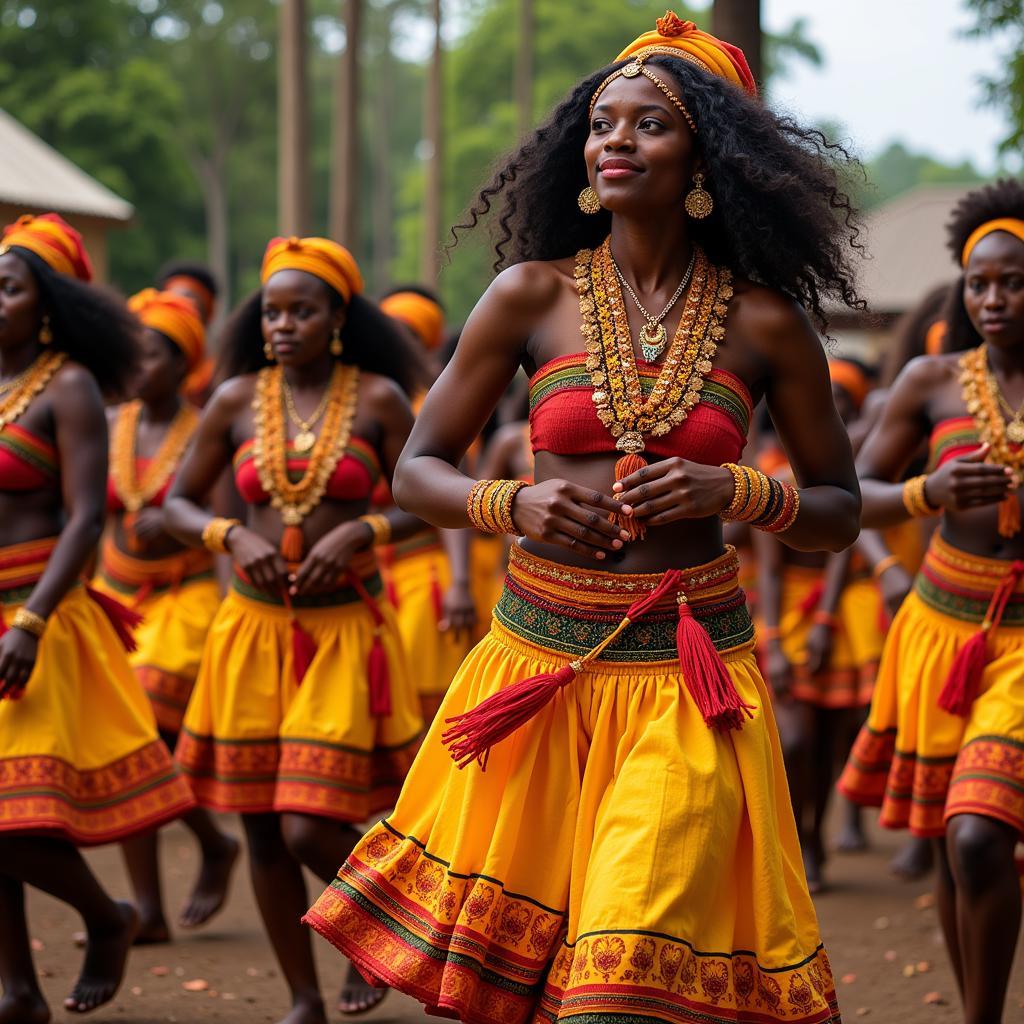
[764,642,794,699]
[510,480,631,560]
[225,525,290,595]
[923,445,1013,511]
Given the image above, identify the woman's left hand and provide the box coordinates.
[613,458,735,526]
[291,521,371,596]
[0,627,40,700]
[441,581,477,640]
[804,622,835,676]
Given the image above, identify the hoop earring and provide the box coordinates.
[330,327,343,357]
[684,173,713,219]
[263,340,275,362]
[39,314,52,345]
[578,186,601,215]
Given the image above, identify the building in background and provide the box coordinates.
[0,109,133,282]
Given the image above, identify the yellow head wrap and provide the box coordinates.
[260,236,364,304]
[828,359,870,411]
[615,11,757,96]
[380,292,445,352]
[0,212,94,282]
[128,288,206,373]
[961,218,1024,267]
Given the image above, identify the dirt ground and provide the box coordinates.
[23,815,1024,1024]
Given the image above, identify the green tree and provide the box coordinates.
[964,0,1024,156]
[862,142,986,210]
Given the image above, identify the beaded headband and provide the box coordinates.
[588,50,699,134]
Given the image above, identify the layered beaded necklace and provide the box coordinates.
[576,238,733,538]
[251,362,360,560]
[0,350,66,431]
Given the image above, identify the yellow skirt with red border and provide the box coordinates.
[381,530,473,722]
[0,538,195,845]
[771,566,884,709]
[839,533,1024,838]
[176,559,423,822]
[470,534,509,638]
[94,538,220,734]
[305,545,839,1024]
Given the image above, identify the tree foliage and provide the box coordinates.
[964,0,1024,156]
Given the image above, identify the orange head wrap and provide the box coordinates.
[260,236,364,304]
[128,288,206,373]
[961,218,1024,267]
[616,11,757,96]
[0,213,93,282]
[828,359,870,411]
[380,291,445,352]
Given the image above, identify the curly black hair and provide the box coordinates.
[451,56,865,330]
[13,248,139,399]
[881,282,954,387]
[216,282,429,397]
[943,178,1024,353]
[155,260,219,299]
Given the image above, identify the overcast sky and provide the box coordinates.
[743,0,1013,171]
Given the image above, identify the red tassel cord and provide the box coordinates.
[676,597,756,732]
[281,589,318,685]
[611,452,647,541]
[85,585,144,653]
[429,563,445,624]
[998,493,1021,539]
[938,560,1024,716]
[348,572,391,716]
[443,570,685,770]
[797,579,825,618]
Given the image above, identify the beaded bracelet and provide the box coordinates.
[467,479,528,535]
[902,475,939,518]
[872,554,903,579]
[11,608,46,638]
[812,610,837,629]
[201,517,240,554]
[720,464,800,534]
[358,513,392,546]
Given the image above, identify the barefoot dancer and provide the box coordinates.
[0,214,194,1020]
[94,290,238,941]
[306,14,863,1023]
[839,180,1024,1024]
[165,237,424,1024]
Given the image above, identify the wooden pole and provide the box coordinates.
[371,4,395,290]
[515,0,534,139]
[278,0,310,235]
[420,0,442,284]
[330,0,361,245]
[711,0,761,88]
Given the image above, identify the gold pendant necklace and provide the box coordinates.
[611,250,695,363]
[282,370,335,452]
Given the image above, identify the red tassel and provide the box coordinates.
[877,599,891,633]
[443,663,579,770]
[281,524,304,562]
[124,511,143,553]
[429,565,444,624]
[798,580,825,617]
[0,610,7,637]
[676,600,755,731]
[937,630,988,717]
[130,582,154,612]
[385,575,400,609]
[612,452,647,541]
[998,493,1021,538]
[368,633,391,716]
[290,618,318,684]
[85,585,144,653]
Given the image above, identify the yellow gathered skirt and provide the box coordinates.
[470,534,509,638]
[176,568,423,822]
[840,533,1024,838]
[0,539,195,845]
[305,545,839,1024]
[382,532,473,723]
[773,566,885,708]
[93,539,220,733]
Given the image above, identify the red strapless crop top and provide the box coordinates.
[928,417,987,471]
[528,354,753,464]
[233,436,382,505]
[0,423,59,491]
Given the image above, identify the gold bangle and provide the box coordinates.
[466,479,527,535]
[201,517,240,554]
[873,554,903,579]
[358,513,392,546]
[11,608,46,638]
[902,475,939,518]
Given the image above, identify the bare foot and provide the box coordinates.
[802,845,825,895]
[277,995,328,1024]
[0,991,50,1024]
[132,911,171,945]
[834,821,869,854]
[338,962,388,1015]
[63,901,138,1014]
[889,837,934,881]
[179,834,240,929]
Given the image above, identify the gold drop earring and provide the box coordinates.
[684,173,713,219]
[330,327,343,357]
[578,186,601,215]
[39,314,52,344]
[263,340,275,362]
